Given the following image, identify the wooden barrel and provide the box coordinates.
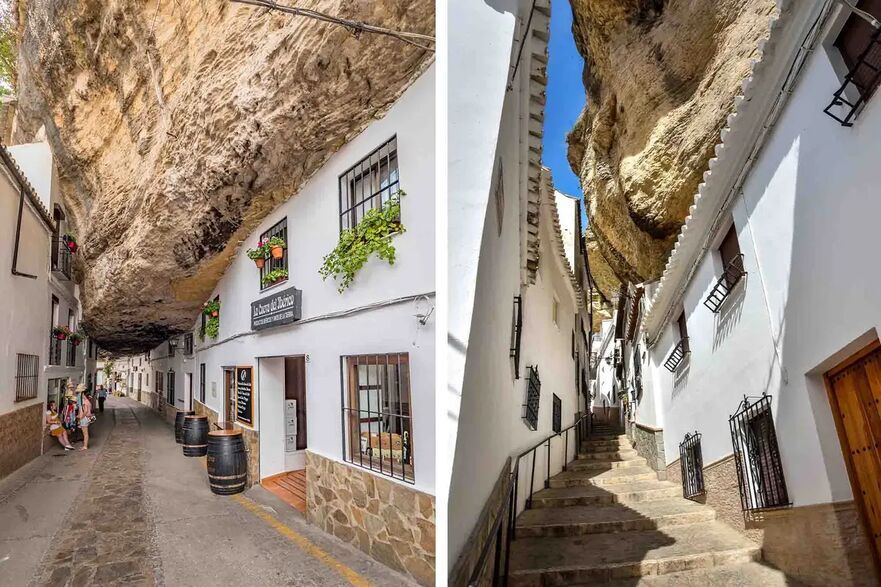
[182,415,209,457]
[174,410,195,444]
[207,429,247,495]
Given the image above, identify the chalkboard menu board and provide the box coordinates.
[236,366,253,425]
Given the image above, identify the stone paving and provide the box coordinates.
[0,397,414,587]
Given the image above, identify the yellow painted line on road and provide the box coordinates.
[232,493,371,587]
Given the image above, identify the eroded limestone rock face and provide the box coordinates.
[567,0,777,300]
[14,0,433,352]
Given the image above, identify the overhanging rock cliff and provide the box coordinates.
[567,0,777,302]
[14,0,433,352]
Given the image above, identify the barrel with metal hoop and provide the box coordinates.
[207,428,247,495]
[182,415,209,457]
[174,410,195,444]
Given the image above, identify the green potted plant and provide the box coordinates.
[261,268,289,287]
[202,299,220,318]
[69,331,84,346]
[204,316,219,339]
[267,236,286,260]
[53,325,71,340]
[247,238,268,269]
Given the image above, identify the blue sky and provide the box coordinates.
[543,3,586,205]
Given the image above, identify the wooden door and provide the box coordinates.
[224,368,235,424]
[826,341,881,569]
[284,357,307,451]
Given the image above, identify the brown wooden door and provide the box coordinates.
[284,357,307,451]
[224,368,235,424]
[827,341,881,568]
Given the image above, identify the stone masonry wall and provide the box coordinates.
[0,402,43,479]
[667,454,878,586]
[193,400,260,488]
[629,423,666,479]
[306,451,435,586]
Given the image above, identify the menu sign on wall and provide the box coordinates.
[236,366,253,425]
[251,286,302,331]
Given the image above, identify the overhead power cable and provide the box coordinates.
[229,0,435,52]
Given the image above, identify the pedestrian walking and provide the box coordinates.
[97,385,107,413]
[44,400,74,451]
[77,385,94,451]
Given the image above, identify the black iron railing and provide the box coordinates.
[49,333,62,366]
[523,366,541,430]
[825,26,881,126]
[468,413,590,587]
[663,336,690,372]
[51,236,72,280]
[510,296,523,378]
[704,254,746,313]
[730,395,790,512]
[66,339,77,367]
[679,432,705,499]
[14,353,39,401]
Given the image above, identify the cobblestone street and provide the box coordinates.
[0,397,411,586]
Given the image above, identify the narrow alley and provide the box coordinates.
[0,396,413,587]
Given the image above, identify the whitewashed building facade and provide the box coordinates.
[625,1,881,584]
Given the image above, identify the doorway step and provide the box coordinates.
[262,470,307,513]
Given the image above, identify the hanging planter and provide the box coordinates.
[261,268,288,287]
[267,236,286,259]
[202,299,220,319]
[69,331,84,346]
[204,316,220,339]
[247,239,268,269]
[53,325,71,340]
[63,234,78,254]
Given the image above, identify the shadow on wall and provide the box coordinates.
[671,356,691,398]
[712,277,747,351]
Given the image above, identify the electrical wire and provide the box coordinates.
[230,0,435,53]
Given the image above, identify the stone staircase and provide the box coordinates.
[507,422,796,585]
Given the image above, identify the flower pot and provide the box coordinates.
[72,340,81,346]
[254,257,265,269]
[67,242,77,253]
[55,333,67,341]
[270,246,284,259]
[211,311,219,318]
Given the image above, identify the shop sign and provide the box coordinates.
[251,286,302,331]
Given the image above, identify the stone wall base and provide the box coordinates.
[628,422,666,479]
[667,454,879,586]
[0,402,43,479]
[306,451,435,586]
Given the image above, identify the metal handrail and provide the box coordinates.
[467,412,590,586]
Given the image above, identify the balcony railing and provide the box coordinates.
[824,26,881,127]
[704,254,746,313]
[664,336,690,372]
[49,334,63,366]
[51,236,73,280]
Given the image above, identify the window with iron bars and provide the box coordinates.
[510,295,523,378]
[49,333,62,366]
[66,339,77,367]
[199,363,206,404]
[15,354,39,402]
[552,393,562,434]
[341,353,413,484]
[259,217,288,291]
[166,372,175,405]
[729,395,790,512]
[155,371,163,401]
[339,136,400,232]
[168,340,176,357]
[523,366,541,431]
[679,432,705,499]
[184,333,194,356]
[825,1,881,126]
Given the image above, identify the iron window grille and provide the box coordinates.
[825,19,881,126]
[664,337,690,372]
[552,394,562,434]
[523,366,541,431]
[259,217,288,291]
[51,235,72,280]
[730,395,791,512]
[341,353,413,484]
[679,432,705,499]
[704,254,746,313]
[510,295,523,378]
[339,136,400,232]
[199,363,206,403]
[15,354,39,402]
[168,340,176,357]
[167,372,175,405]
[184,333,194,356]
[49,333,62,366]
[66,339,77,367]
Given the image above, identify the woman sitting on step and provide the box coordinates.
[45,400,74,451]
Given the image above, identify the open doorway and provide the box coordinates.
[223,367,235,425]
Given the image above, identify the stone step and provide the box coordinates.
[581,439,633,452]
[597,562,802,586]
[549,467,658,488]
[530,481,682,508]
[569,456,648,470]
[588,434,627,441]
[578,448,640,461]
[516,499,716,538]
[508,521,761,586]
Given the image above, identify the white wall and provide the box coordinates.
[647,16,881,507]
